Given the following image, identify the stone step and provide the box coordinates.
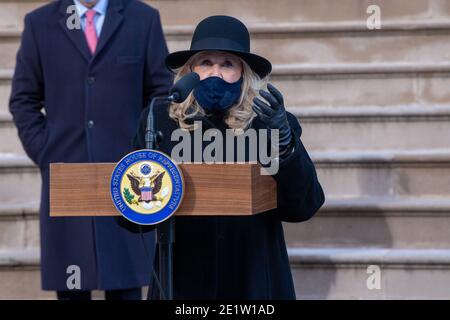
[150,0,450,26]
[3,63,450,112]
[3,105,450,154]
[271,63,450,108]
[1,0,449,29]
[3,196,450,253]
[0,248,53,299]
[1,149,450,201]
[4,21,450,69]
[0,30,17,70]
[0,201,39,250]
[314,149,450,198]
[290,247,450,299]
[293,105,450,151]
[0,153,41,203]
[167,24,450,67]
[0,114,26,154]
[1,247,450,299]
[0,69,12,114]
[0,248,141,299]
[284,197,450,249]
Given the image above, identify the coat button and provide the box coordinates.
[88,120,94,128]
[87,76,95,84]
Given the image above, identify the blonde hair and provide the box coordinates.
[168,52,267,131]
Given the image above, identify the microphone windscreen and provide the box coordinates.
[169,72,200,103]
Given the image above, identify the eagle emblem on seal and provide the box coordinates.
[125,162,170,210]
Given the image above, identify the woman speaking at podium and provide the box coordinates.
[134,15,325,299]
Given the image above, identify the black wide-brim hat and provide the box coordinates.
[165,15,272,78]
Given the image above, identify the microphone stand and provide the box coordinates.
[145,95,177,300]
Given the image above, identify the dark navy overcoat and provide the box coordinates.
[134,103,325,299]
[9,0,173,290]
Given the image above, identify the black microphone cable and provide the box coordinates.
[139,225,166,300]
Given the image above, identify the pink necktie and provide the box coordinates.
[84,9,98,54]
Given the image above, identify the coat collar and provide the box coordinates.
[158,103,262,133]
[184,110,262,132]
[183,107,228,131]
[58,0,124,63]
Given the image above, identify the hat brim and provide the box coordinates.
[165,48,272,79]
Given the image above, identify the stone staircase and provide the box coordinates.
[1,0,450,299]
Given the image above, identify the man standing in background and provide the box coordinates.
[9,0,173,300]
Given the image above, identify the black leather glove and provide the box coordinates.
[252,83,293,156]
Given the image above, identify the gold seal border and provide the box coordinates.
[110,149,185,225]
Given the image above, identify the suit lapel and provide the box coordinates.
[92,0,124,61]
[58,0,91,62]
[58,0,125,63]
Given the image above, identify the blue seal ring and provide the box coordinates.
[110,149,184,225]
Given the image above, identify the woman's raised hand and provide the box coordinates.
[252,83,293,155]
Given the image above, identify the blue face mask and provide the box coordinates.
[193,76,243,113]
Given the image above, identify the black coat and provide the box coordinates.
[134,103,325,299]
[9,0,174,290]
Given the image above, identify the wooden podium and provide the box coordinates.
[49,162,277,217]
[49,162,277,300]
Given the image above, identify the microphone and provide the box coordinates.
[143,72,201,300]
[168,72,200,103]
[145,72,200,149]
